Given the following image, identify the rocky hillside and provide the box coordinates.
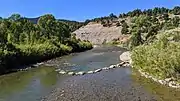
[73,6,180,45]
[73,22,129,44]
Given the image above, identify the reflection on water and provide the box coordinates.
[52,46,123,72]
[0,66,59,101]
[132,69,180,101]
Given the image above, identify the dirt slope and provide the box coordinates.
[73,23,124,44]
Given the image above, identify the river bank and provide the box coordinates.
[120,51,180,89]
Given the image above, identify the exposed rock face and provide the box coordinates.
[73,23,124,44]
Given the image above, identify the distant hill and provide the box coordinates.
[58,19,84,32]
[26,17,40,24]
[25,17,84,32]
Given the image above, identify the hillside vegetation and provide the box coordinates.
[74,6,180,45]
[0,14,92,74]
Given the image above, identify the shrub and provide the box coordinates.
[132,37,180,79]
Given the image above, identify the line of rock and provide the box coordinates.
[56,61,130,76]
[17,62,45,71]
[138,69,180,88]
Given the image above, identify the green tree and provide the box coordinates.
[144,9,153,16]
[128,9,142,17]
[8,14,21,21]
[121,22,129,34]
[146,25,158,40]
[19,32,28,44]
[172,6,180,15]
[172,16,180,27]
[7,33,13,43]
[162,13,169,21]
[55,21,70,43]
[38,14,56,39]
[8,22,23,43]
[109,13,117,18]
[130,30,143,49]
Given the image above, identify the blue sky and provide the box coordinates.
[0,0,180,21]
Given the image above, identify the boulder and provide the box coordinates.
[68,72,75,75]
[120,51,131,63]
[109,65,116,69]
[152,77,158,82]
[37,62,44,65]
[33,64,39,67]
[168,81,179,88]
[59,70,66,74]
[76,71,85,75]
[158,80,166,85]
[87,71,94,74]
[165,78,172,82]
[102,67,109,70]
[55,69,61,72]
[94,69,102,73]
[122,63,130,67]
[117,62,125,67]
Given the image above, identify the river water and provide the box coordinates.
[0,46,180,101]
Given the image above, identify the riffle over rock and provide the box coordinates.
[55,62,129,76]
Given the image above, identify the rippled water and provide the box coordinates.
[0,46,180,101]
[45,46,125,72]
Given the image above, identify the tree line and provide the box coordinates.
[119,6,180,18]
[84,6,180,28]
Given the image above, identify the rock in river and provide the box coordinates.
[102,67,109,70]
[76,71,85,75]
[68,72,75,75]
[94,69,102,73]
[168,81,180,88]
[120,51,131,63]
[59,70,66,74]
[117,62,125,67]
[109,65,116,69]
[55,69,61,72]
[87,71,94,74]
[165,78,172,82]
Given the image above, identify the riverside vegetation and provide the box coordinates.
[0,14,92,75]
[131,29,180,80]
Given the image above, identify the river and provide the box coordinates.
[0,46,180,101]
